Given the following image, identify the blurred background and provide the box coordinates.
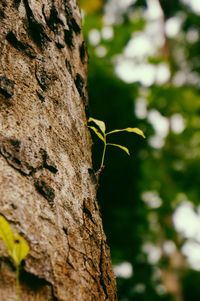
[80,0,200,300]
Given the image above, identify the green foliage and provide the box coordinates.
[88,117,145,169]
[0,215,29,300]
[82,0,200,300]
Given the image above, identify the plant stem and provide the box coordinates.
[100,142,107,168]
[16,266,20,301]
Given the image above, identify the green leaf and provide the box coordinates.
[107,127,145,138]
[0,215,15,254]
[88,126,105,142]
[107,143,130,155]
[11,233,29,267]
[88,117,106,134]
[0,215,29,267]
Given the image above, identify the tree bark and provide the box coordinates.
[0,1,117,300]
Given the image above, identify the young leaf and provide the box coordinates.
[0,215,29,267]
[107,127,145,138]
[11,233,29,267]
[88,117,106,134]
[0,215,15,254]
[107,143,130,155]
[88,126,105,142]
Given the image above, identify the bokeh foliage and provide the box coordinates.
[81,0,200,300]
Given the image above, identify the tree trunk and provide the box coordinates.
[0,1,117,300]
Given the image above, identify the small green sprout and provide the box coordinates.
[0,215,29,301]
[88,117,145,171]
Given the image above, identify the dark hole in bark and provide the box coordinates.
[34,178,55,204]
[23,0,51,48]
[74,73,84,97]
[0,76,15,98]
[13,0,21,9]
[40,149,58,174]
[6,31,36,58]
[46,4,64,32]
[79,41,87,63]
[0,9,5,20]
[64,29,73,48]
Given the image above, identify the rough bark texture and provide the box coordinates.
[0,1,117,300]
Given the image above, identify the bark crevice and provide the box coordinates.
[23,0,51,48]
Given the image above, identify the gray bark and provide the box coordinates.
[0,1,117,300]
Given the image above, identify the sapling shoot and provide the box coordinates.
[88,117,145,172]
